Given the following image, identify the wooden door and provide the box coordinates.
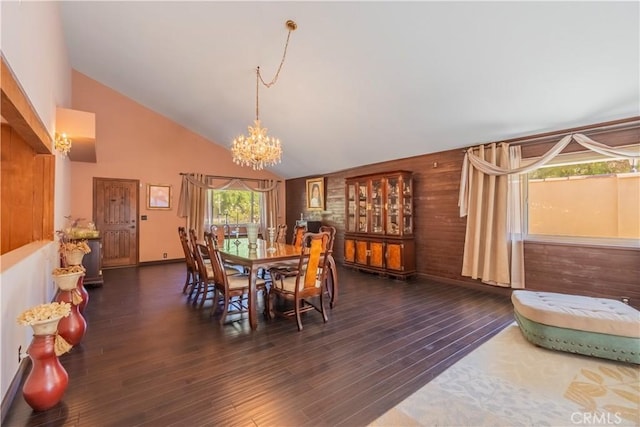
[93,178,139,267]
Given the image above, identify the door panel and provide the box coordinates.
[355,240,368,265]
[94,178,139,267]
[386,243,403,271]
[369,241,384,268]
[344,239,355,263]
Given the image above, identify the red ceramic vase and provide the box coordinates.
[23,334,69,411]
[55,291,87,346]
[77,276,89,314]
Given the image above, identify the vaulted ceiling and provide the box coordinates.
[60,1,639,179]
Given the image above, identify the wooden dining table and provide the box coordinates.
[218,238,301,330]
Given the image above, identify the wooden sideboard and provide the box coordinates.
[82,237,103,286]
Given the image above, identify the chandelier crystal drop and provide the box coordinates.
[231,120,282,170]
[230,20,296,171]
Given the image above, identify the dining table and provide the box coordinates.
[218,238,302,330]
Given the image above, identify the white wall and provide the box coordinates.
[0,1,72,403]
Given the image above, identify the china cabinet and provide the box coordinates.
[344,171,415,279]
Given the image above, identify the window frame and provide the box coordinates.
[523,144,640,248]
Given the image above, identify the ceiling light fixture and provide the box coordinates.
[55,132,72,156]
[231,19,297,171]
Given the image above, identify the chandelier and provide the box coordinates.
[55,132,72,156]
[231,20,297,171]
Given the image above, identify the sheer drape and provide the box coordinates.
[508,146,525,288]
[178,173,280,240]
[458,132,639,288]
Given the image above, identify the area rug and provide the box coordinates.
[371,323,639,426]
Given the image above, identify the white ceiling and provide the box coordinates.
[60,1,639,179]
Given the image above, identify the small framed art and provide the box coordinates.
[306,178,325,210]
[147,184,172,210]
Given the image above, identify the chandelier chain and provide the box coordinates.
[257,28,294,89]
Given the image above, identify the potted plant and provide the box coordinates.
[52,265,87,346]
[17,302,72,411]
[56,229,91,267]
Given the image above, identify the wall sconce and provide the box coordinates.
[55,132,72,156]
[55,107,96,162]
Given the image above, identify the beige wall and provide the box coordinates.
[529,173,640,238]
[69,71,285,262]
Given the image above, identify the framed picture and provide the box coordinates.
[306,177,325,210]
[147,184,172,210]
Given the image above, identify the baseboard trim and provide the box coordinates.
[1,358,30,424]
[138,258,184,267]
[415,273,513,297]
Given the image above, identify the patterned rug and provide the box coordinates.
[371,323,639,426]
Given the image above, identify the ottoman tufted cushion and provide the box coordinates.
[512,290,640,364]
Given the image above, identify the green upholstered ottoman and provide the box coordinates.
[511,290,640,364]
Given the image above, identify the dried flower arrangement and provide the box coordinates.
[53,265,86,275]
[56,230,92,254]
[59,240,91,254]
[17,302,71,326]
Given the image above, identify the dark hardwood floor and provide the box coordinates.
[3,263,515,427]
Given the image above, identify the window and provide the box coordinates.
[525,148,639,244]
[204,189,262,228]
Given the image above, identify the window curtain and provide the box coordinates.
[458,133,639,288]
[178,173,280,240]
[177,173,207,241]
[461,143,512,287]
[259,179,279,232]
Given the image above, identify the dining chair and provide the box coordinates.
[276,224,287,244]
[210,225,226,247]
[319,225,338,308]
[203,232,267,324]
[178,227,198,296]
[267,231,331,331]
[292,224,306,247]
[191,238,218,309]
[203,231,245,276]
[188,229,243,308]
[267,224,306,277]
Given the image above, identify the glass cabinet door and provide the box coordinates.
[401,176,413,235]
[357,182,368,232]
[346,183,357,232]
[385,177,400,235]
[370,179,383,234]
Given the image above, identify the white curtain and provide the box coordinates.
[508,146,525,288]
[458,133,639,288]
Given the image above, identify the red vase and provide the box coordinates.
[77,276,89,314]
[23,332,69,411]
[55,291,87,346]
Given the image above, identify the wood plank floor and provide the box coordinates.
[3,263,515,427]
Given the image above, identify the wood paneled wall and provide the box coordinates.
[1,124,55,254]
[286,119,640,307]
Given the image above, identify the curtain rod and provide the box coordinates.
[462,116,640,152]
[179,172,282,183]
